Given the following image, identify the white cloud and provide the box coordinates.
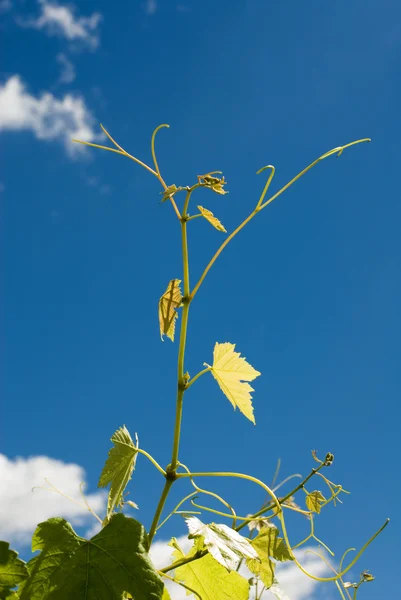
[144,0,157,16]
[17,0,102,49]
[56,52,76,84]
[149,536,331,600]
[0,75,101,155]
[0,0,12,14]
[0,454,106,546]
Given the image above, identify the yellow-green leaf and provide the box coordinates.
[305,490,326,514]
[247,525,293,590]
[199,174,228,195]
[169,539,249,600]
[158,279,182,342]
[98,426,139,520]
[205,342,261,424]
[197,206,227,232]
[160,184,186,202]
[162,587,171,599]
[247,526,277,589]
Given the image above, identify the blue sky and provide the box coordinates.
[1,1,400,598]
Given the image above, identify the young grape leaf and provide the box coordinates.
[198,174,228,195]
[0,542,29,598]
[247,526,292,590]
[160,184,187,202]
[185,517,259,571]
[205,342,261,424]
[305,490,326,514]
[19,514,163,600]
[158,279,183,342]
[169,538,249,600]
[251,525,292,564]
[197,206,227,232]
[98,425,139,520]
[247,526,277,588]
[273,536,293,562]
[162,587,171,599]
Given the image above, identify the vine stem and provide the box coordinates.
[148,191,193,545]
[147,479,174,546]
[185,367,211,390]
[235,462,326,532]
[190,138,370,300]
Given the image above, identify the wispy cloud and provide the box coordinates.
[0,454,106,546]
[0,75,101,156]
[144,0,157,16]
[149,536,331,600]
[85,175,111,195]
[56,52,76,84]
[0,0,12,14]
[17,0,102,49]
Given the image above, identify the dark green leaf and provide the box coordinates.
[0,542,29,598]
[20,514,163,600]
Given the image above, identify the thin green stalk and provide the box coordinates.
[190,138,370,300]
[160,549,208,574]
[169,201,191,472]
[156,491,198,531]
[236,462,326,532]
[148,479,173,545]
[185,367,211,390]
[160,571,202,600]
[135,448,166,476]
[148,193,193,543]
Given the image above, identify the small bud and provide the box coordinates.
[324,452,334,466]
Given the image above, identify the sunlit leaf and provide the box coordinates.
[185,517,258,571]
[305,490,326,514]
[197,206,227,232]
[170,538,249,600]
[247,526,292,590]
[162,587,171,599]
[98,426,139,519]
[161,184,187,202]
[0,542,29,598]
[198,174,228,195]
[205,342,261,424]
[19,515,163,600]
[273,536,293,563]
[158,279,183,342]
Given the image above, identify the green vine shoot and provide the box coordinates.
[0,123,389,600]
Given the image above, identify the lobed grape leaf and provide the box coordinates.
[247,525,292,590]
[170,538,249,600]
[0,542,29,598]
[198,174,228,195]
[197,206,227,232]
[185,517,259,571]
[205,342,261,424]
[98,425,139,520]
[305,490,326,514]
[158,279,183,342]
[19,514,163,600]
